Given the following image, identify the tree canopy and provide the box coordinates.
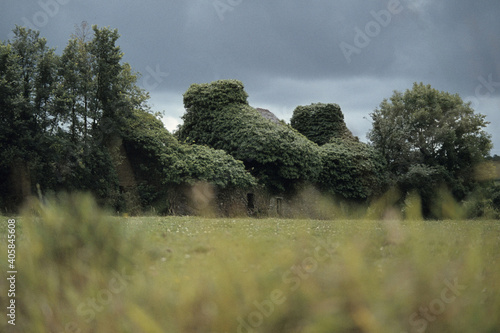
[368,82,492,215]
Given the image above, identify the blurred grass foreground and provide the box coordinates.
[1,193,500,332]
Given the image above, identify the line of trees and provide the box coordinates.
[0,25,255,214]
[1,26,498,217]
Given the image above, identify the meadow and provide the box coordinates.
[1,194,500,333]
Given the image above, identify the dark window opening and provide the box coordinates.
[276,197,283,216]
[247,193,255,210]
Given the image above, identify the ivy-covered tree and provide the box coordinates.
[122,107,256,211]
[175,144,257,189]
[318,139,387,200]
[177,80,321,193]
[291,103,356,145]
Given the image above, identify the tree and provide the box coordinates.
[56,39,82,142]
[291,103,356,145]
[72,22,94,146]
[87,25,138,153]
[368,82,492,214]
[0,27,58,209]
[89,26,123,121]
[177,80,321,193]
[0,41,23,209]
[45,25,142,210]
[84,25,153,211]
[54,22,95,145]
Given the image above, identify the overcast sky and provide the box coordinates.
[1,0,499,155]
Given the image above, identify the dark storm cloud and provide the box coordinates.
[1,0,499,153]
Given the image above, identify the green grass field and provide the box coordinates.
[2,194,500,332]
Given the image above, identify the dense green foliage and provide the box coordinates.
[291,103,355,145]
[175,144,257,188]
[177,80,389,200]
[318,139,387,200]
[368,82,492,216]
[121,108,256,210]
[2,26,496,217]
[0,28,255,213]
[288,103,387,200]
[178,80,322,193]
[0,26,121,210]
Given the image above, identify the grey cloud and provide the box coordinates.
[1,0,499,154]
